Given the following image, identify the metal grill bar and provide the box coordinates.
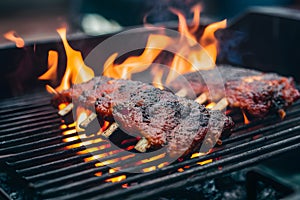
[48,125,300,200]
[126,142,300,200]
[0,90,299,200]
[1,137,80,162]
[37,119,298,195]
[16,143,108,175]
[0,102,51,115]
[0,107,55,123]
[0,123,60,141]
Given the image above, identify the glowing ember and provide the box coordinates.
[95,159,119,167]
[191,152,213,166]
[3,31,25,48]
[125,145,135,151]
[40,3,228,181]
[78,147,101,154]
[139,153,165,164]
[94,172,103,177]
[158,162,169,169]
[143,166,157,173]
[63,135,79,143]
[105,175,126,183]
[142,161,169,173]
[60,124,68,129]
[177,168,184,172]
[109,168,119,173]
[58,103,68,111]
[191,152,207,158]
[197,159,213,165]
[95,154,135,167]
[62,129,77,136]
[84,153,111,163]
[205,102,216,109]
[100,121,110,133]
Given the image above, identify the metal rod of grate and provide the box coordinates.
[0,93,299,200]
[45,126,300,200]
[35,121,300,198]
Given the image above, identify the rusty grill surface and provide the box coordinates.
[0,89,300,200]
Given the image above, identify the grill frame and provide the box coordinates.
[0,7,300,199]
[0,89,299,200]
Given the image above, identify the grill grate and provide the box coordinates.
[0,90,300,200]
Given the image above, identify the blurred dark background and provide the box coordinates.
[0,0,299,98]
[0,0,299,44]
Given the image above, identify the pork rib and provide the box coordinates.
[53,77,234,157]
[169,65,300,117]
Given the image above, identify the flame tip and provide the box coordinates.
[3,30,25,48]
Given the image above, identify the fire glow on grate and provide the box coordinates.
[34,4,230,182]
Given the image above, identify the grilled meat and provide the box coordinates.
[169,66,300,117]
[54,77,234,157]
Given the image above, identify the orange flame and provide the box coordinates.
[199,19,227,62]
[75,107,91,132]
[165,8,226,84]
[42,6,226,96]
[99,121,110,133]
[44,4,227,182]
[55,27,94,91]
[103,3,226,86]
[39,50,59,81]
[45,85,58,95]
[169,8,197,45]
[40,27,94,92]
[242,110,250,124]
[103,34,172,79]
[151,65,164,90]
[3,31,25,48]
[190,4,202,33]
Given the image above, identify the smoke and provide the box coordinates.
[215,28,248,66]
[144,0,202,24]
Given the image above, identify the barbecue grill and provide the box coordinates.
[1,87,299,200]
[1,7,300,200]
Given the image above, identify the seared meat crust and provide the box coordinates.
[169,66,300,117]
[54,76,234,157]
